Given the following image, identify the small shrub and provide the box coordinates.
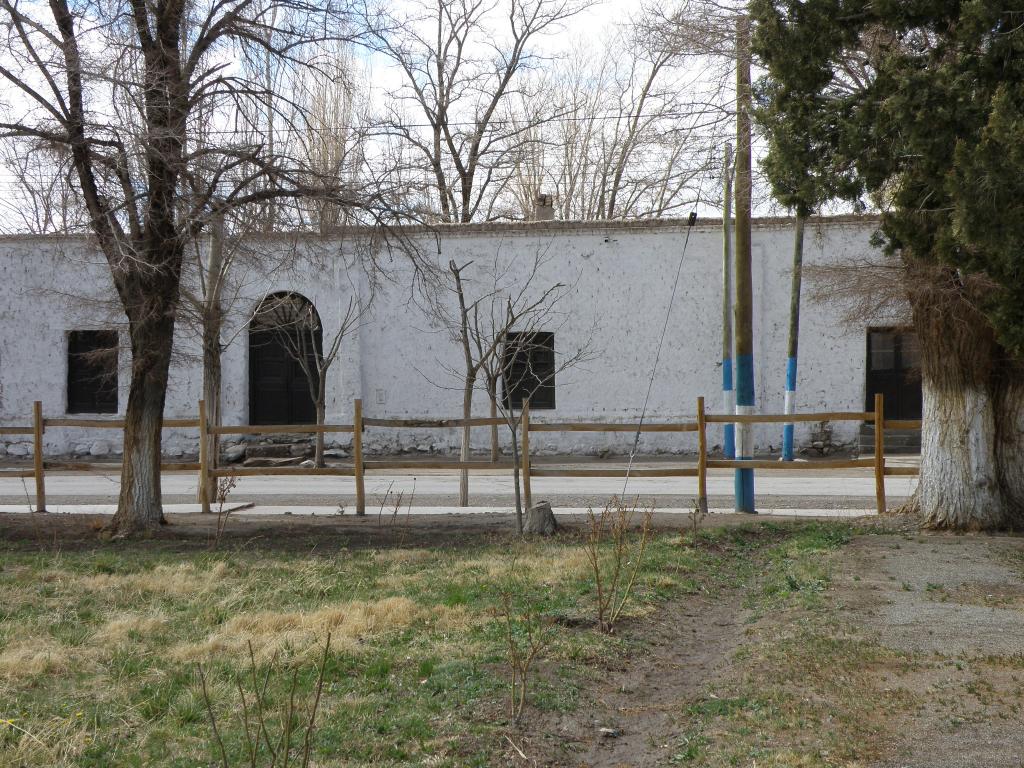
[492,564,554,725]
[212,475,238,548]
[581,498,654,633]
[198,634,332,767]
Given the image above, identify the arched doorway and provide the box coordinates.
[249,292,323,425]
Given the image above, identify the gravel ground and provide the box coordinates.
[835,533,1024,768]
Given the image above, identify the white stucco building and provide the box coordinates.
[0,215,918,459]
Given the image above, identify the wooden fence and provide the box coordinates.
[0,401,200,513]
[0,393,920,515]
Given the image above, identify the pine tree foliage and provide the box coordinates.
[751,0,1024,351]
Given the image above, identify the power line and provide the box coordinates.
[192,110,737,133]
[2,112,735,138]
[620,159,713,497]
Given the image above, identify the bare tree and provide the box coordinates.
[0,0,399,533]
[289,42,369,234]
[510,16,730,221]
[0,141,86,233]
[445,254,560,505]
[424,244,590,528]
[177,219,304,496]
[359,0,595,223]
[185,215,230,484]
[488,300,592,534]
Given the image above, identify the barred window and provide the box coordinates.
[502,332,555,410]
[67,331,118,414]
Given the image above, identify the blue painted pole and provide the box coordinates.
[781,213,805,462]
[782,356,797,460]
[735,355,755,511]
[723,362,736,459]
[722,143,735,460]
[733,16,755,513]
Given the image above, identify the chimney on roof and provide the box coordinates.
[533,193,555,221]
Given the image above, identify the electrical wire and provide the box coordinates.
[620,158,712,499]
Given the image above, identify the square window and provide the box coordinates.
[502,332,555,410]
[67,331,118,414]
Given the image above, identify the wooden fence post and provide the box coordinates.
[354,398,365,515]
[696,396,708,516]
[874,392,886,515]
[198,399,211,514]
[32,400,45,513]
[521,399,532,512]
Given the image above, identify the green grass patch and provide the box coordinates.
[0,520,855,767]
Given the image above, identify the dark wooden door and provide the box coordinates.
[865,329,922,420]
[249,330,317,425]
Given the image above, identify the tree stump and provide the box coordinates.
[525,501,558,535]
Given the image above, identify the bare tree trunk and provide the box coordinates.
[110,309,175,534]
[993,378,1024,514]
[910,268,1024,530]
[460,378,473,507]
[488,388,499,463]
[509,419,523,535]
[920,380,1004,528]
[918,366,1024,530]
[202,329,221,466]
[315,375,327,467]
[201,320,221,510]
[202,212,225,483]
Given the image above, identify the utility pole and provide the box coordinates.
[734,14,755,513]
[782,211,806,461]
[721,143,735,460]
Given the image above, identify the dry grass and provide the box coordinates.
[376,546,592,593]
[373,549,437,566]
[170,596,480,663]
[0,715,93,767]
[77,562,228,597]
[93,613,168,644]
[453,548,592,582]
[0,638,69,680]
[0,525,706,767]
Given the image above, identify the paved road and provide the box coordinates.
[0,458,918,514]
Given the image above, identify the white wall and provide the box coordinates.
[0,216,887,457]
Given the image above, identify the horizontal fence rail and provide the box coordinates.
[529,422,698,432]
[706,458,876,470]
[0,394,922,516]
[44,418,201,429]
[363,460,517,471]
[705,411,875,424]
[0,402,204,513]
[883,419,922,430]
[44,461,202,472]
[362,416,506,428]
[209,423,354,436]
[528,467,700,478]
[209,466,358,478]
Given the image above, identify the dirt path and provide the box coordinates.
[508,591,747,768]
[518,527,1024,768]
[834,534,1024,767]
[569,597,745,768]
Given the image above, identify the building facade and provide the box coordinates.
[0,215,917,458]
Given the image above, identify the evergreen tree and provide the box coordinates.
[751,0,1024,529]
